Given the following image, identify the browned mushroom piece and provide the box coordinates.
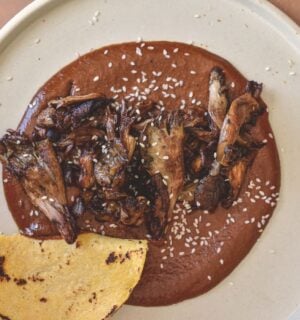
[120,196,147,226]
[48,93,106,108]
[0,131,77,243]
[36,93,112,133]
[94,107,135,190]
[194,174,229,212]
[141,111,185,230]
[216,83,263,167]
[182,105,208,128]
[146,174,170,239]
[78,152,96,189]
[208,66,229,131]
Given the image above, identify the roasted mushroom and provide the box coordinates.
[208,67,228,130]
[0,131,76,243]
[94,105,135,190]
[141,112,184,229]
[216,82,263,166]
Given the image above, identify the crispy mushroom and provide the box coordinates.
[0,131,76,243]
[141,112,184,228]
[208,67,228,130]
[216,82,263,166]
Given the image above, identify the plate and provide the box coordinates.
[0,0,299,319]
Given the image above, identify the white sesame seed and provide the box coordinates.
[190,70,196,74]
[93,75,100,82]
[3,179,8,183]
[108,62,113,68]
[121,54,126,60]
[207,275,212,281]
[194,13,200,18]
[160,263,164,269]
[184,52,190,56]
[104,49,109,55]
[162,155,169,160]
[289,71,296,76]
[179,252,185,256]
[136,47,142,56]
[220,259,224,265]
[268,132,274,139]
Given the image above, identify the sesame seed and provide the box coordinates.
[121,54,126,60]
[191,248,196,254]
[104,49,109,55]
[160,263,164,269]
[93,75,100,82]
[268,132,274,139]
[162,155,169,160]
[220,259,224,265]
[207,275,212,281]
[136,47,142,56]
[231,82,235,88]
[265,66,271,71]
[108,62,113,68]
[179,252,185,256]
[41,196,47,200]
[3,179,8,183]
[184,52,190,56]
[190,70,196,74]
[289,71,296,76]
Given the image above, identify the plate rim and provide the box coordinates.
[0,0,299,55]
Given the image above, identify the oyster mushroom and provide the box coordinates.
[141,112,184,233]
[94,105,136,190]
[0,131,76,243]
[208,66,228,131]
[217,82,263,166]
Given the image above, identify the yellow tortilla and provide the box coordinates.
[0,233,147,320]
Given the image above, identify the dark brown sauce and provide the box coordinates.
[3,41,280,306]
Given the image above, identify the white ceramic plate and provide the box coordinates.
[0,0,299,319]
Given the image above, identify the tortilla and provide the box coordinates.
[0,233,147,320]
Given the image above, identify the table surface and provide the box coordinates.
[0,0,300,27]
